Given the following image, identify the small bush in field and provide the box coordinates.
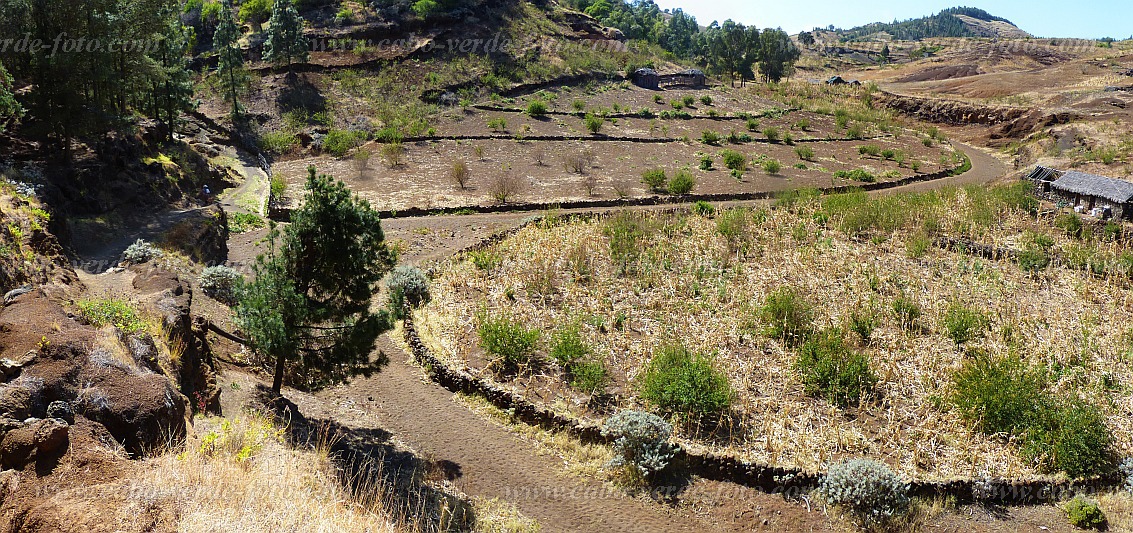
[943,303,990,346]
[848,308,877,344]
[950,354,1045,435]
[123,239,162,264]
[526,100,548,117]
[700,95,713,106]
[721,150,747,171]
[601,410,675,479]
[795,329,877,407]
[642,168,667,191]
[478,312,540,373]
[795,146,815,161]
[1064,496,1107,530]
[892,297,921,329]
[693,201,715,216]
[584,113,604,134]
[700,130,722,145]
[699,155,714,170]
[639,344,733,419]
[763,127,781,142]
[818,458,910,527]
[387,265,430,314]
[760,287,813,344]
[761,159,782,175]
[667,169,696,195]
[450,160,471,189]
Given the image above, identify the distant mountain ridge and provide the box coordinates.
[835,6,1031,41]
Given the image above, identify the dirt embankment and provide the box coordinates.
[876,91,1077,140]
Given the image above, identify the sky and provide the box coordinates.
[650,0,1133,39]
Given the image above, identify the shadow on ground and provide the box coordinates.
[255,385,476,532]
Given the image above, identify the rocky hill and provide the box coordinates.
[835,7,1030,41]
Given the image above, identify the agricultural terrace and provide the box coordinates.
[417,184,1133,482]
[272,81,965,212]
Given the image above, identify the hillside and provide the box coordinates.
[835,7,1031,41]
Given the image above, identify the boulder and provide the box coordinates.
[0,417,68,469]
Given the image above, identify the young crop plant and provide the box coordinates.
[639,344,732,419]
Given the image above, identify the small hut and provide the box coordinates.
[659,69,706,88]
[631,68,659,90]
[1049,171,1133,219]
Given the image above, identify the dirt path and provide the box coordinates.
[315,337,750,533]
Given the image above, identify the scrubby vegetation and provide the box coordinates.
[818,458,910,527]
[199,266,244,306]
[601,410,675,480]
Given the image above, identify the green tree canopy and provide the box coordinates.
[758,28,800,83]
[213,0,247,118]
[237,166,397,395]
[263,0,309,69]
[0,61,22,131]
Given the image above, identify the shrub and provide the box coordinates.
[601,410,675,479]
[450,160,471,190]
[1018,246,1052,273]
[229,212,265,234]
[199,266,243,306]
[667,169,695,195]
[670,100,684,110]
[469,250,501,271]
[569,359,607,393]
[700,130,722,145]
[1064,496,1107,530]
[796,330,877,407]
[260,130,297,154]
[652,94,663,104]
[478,313,540,373]
[573,99,587,112]
[488,174,525,204]
[834,169,876,183]
[762,127,781,142]
[77,299,147,334]
[699,155,714,171]
[123,239,162,264]
[381,142,405,167]
[794,118,810,131]
[881,149,896,160]
[642,168,667,192]
[848,308,877,344]
[950,354,1045,435]
[892,297,921,329]
[906,232,932,258]
[716,208,750,247]
[1056,212,1086,240]
[323,129,367,157]
[693,201,715,216]
[943,303,990,346]
[682,95,695,107]
[761,159,782,175]
[746,118,760,132]
[387,265,430,315]
[584,113,603,134]
[721,150,747,171]
[760,287,813,344]
[700,95,713,106]
[795,146,815,161]
[550,324,607,392]
[526,100,548,117]
[1024,398,1115,478]
[487,117,507,132]
[639,344,732,418]
[846,124,865,139]
[858,144,882,157]
[818,458,910,526]
[604,211,649,274]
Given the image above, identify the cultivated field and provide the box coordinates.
[417,185,1133,482]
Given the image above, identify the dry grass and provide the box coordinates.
[422,189,1133,482]
[123,413,402,532]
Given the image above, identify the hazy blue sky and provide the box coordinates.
[650,1,1133,39]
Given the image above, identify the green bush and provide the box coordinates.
[639,344,732,418]
[693,201,715,216]
[943,303,990,346]
[795,146,815,161]
[858,144,881,157]
[569,359,607,393]
[260,130,298,154]
[762,127,781,142]
[760,287,814,344]
[716,208,750,246]
[323,129,367,157]
[642,168,667,191]
[746,118,761,132]
[584,113,603,134]
[795,330,877,407]
[700,130,722,145]
[1056,212,1086,240]
[700,95,713,106]
[846,124,865,140]
[550,324,606,392]
[834,168,876,183]
[950,354,1045,435]
[682,95,695,107]
[892,297,921,329]
[699,155,714,171]
[761,159,782,175]
[487,117,508,132]
[1065,496,1107,530]
[794,118,810,131]
[526,100,548,117]
[1024,398,1115,478]
[667,169,696,195]
[604,211,649,274]
[230,212,265,234]
[77,299,147,334]
[387,265,431,314]
[478,313,540,373]
[848,308,877,344]
[670,100,684,110]
[881,149,897,160]
[721,150,747,171]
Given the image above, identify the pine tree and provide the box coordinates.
[263,0,309,70]
[880,43,891,64]
[213,0,247,118]
[758,29,801,83]
[237,166,397,395]
[0,61,21,132]
[152,20,195,141]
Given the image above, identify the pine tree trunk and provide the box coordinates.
[272,352,285,395]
